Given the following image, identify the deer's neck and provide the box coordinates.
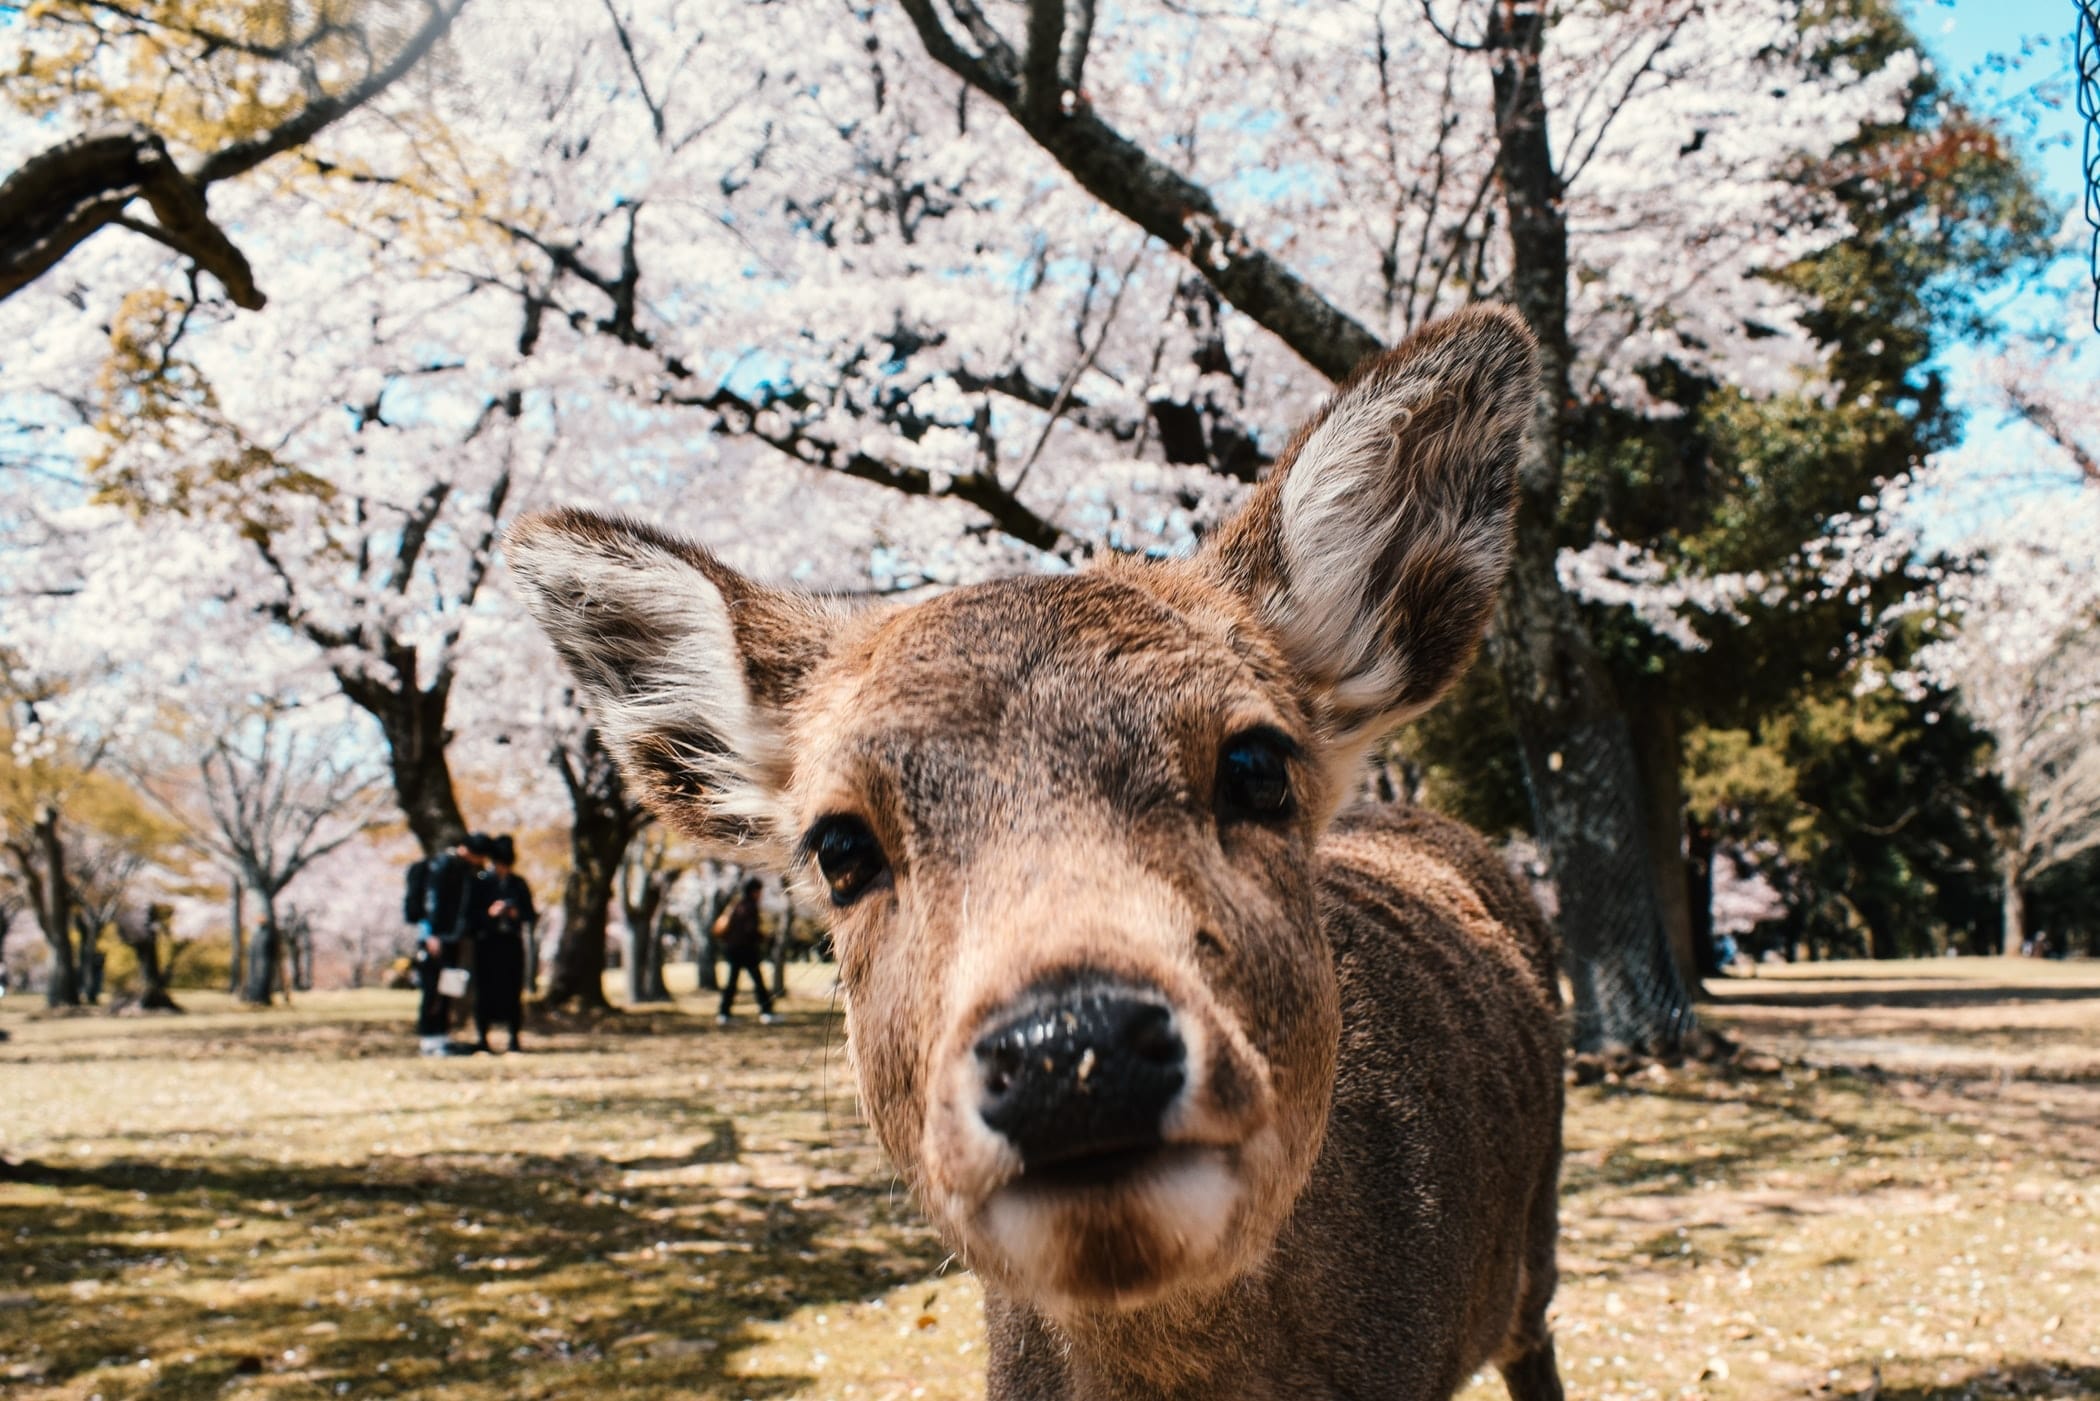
[988,1261,1294,1400]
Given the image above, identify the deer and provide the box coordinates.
[504,304,1567,1401]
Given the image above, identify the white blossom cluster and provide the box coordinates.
[0,0,2023,960]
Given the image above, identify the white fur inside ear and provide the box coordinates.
[509,527,793,850]
[1269,384,1421,714]
[1265,371,1514,736]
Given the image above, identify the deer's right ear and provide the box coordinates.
[1198,305,1537,747]
[504,508,841,857]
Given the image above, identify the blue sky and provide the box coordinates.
[1908,0,2083,205]
[1902,0,2095,540]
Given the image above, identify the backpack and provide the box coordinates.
[403,858,431,926]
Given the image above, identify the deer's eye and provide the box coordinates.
[1217,729,1296,822]
[809,815,888,906]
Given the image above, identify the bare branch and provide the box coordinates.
[387,480,454,595]
[2004,384,2100,486]
[192,1,468,185]
[1419,0,1485,52]
[1557,10,1695,190]
[897,0,1017,102]
[1058,0,1095,92]
[676,383,1069,553]
[943,0,1022,84]
[899,6,1382,382]
[1011,242,1145,493]
[453,466,514,614]
[600,0,668,140]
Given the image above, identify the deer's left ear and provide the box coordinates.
[1199,304,1538,746]
[504,508,845,861]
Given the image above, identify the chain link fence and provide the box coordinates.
[2079,0,2100,329]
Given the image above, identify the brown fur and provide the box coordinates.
[505,305,1566,1400]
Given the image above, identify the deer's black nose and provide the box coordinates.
[974,988,1186,1170]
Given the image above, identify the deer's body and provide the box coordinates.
[508,307,1567,1401]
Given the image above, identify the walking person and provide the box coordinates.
[470,834,534,1053]
[711,877,777,1026]
[413,832,492,1056]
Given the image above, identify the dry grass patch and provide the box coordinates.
[3,962,2097,1400]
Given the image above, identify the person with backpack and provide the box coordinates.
[468,834,535,1053]
[711,876,778,1026]
[408,832,493,1056]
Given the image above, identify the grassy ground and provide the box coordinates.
[2,961,2096,1401]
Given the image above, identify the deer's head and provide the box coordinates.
[506,306,1538,1315]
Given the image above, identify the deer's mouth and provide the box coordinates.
[1009,1138,1208,1192]
[1004,1131,1169,1187]
[973,1142,1243,1310]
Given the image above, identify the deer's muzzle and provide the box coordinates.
[973,983,1187,1175]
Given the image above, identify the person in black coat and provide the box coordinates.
[415,832,492,1056]
[712,876,777,1025]
[469,834,535,1053]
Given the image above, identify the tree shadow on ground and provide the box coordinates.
[1874,1358,2100,1399]
[1,1138,944,1399]
[1715,983,2100,1011]
[1561,1071,1937,1198]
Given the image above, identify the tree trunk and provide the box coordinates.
[544,728,642,1011]
[41,928,78,1006]
[697,882,733,992]
[1491,579,1697,1051]
[288,913,313,991]
[522,918,540,997]
[1483,1,1694,1054]
[549,857,618,1009]
[1626,682,1700,994]
[119,911,180,1012]
[243,921,279,1004]
[2002,861,2026,957]
[769,896,792,999]
[347,672,471,857]
[228,877,245,995]
[624,880,671,1005]
[1857,888,1899,960]
[1686,821,1721,978]
[242,891,280,1006]
[14,810,81,1008]
[75,915,106,1005]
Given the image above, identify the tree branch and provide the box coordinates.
[191,1,467,185]
[897,0,1016,102]
[600,0,668,140]
[1058,0,1095,92]
[898,1,1382,383]
[1022,0,1067,124]
[387,480,454,595]
[0,0,465,309]
[0,131,262,308]
[2003,384,2100,486]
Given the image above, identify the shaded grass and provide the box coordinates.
[3,963,2098,1399]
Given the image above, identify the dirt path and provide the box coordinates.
[2,962,2095,1400]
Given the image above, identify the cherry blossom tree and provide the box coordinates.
[0,0,2029,1050]
[286,831,422,988]
[1916,495,2100,955]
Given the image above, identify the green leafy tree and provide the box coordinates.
[1408,0,2049,983]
